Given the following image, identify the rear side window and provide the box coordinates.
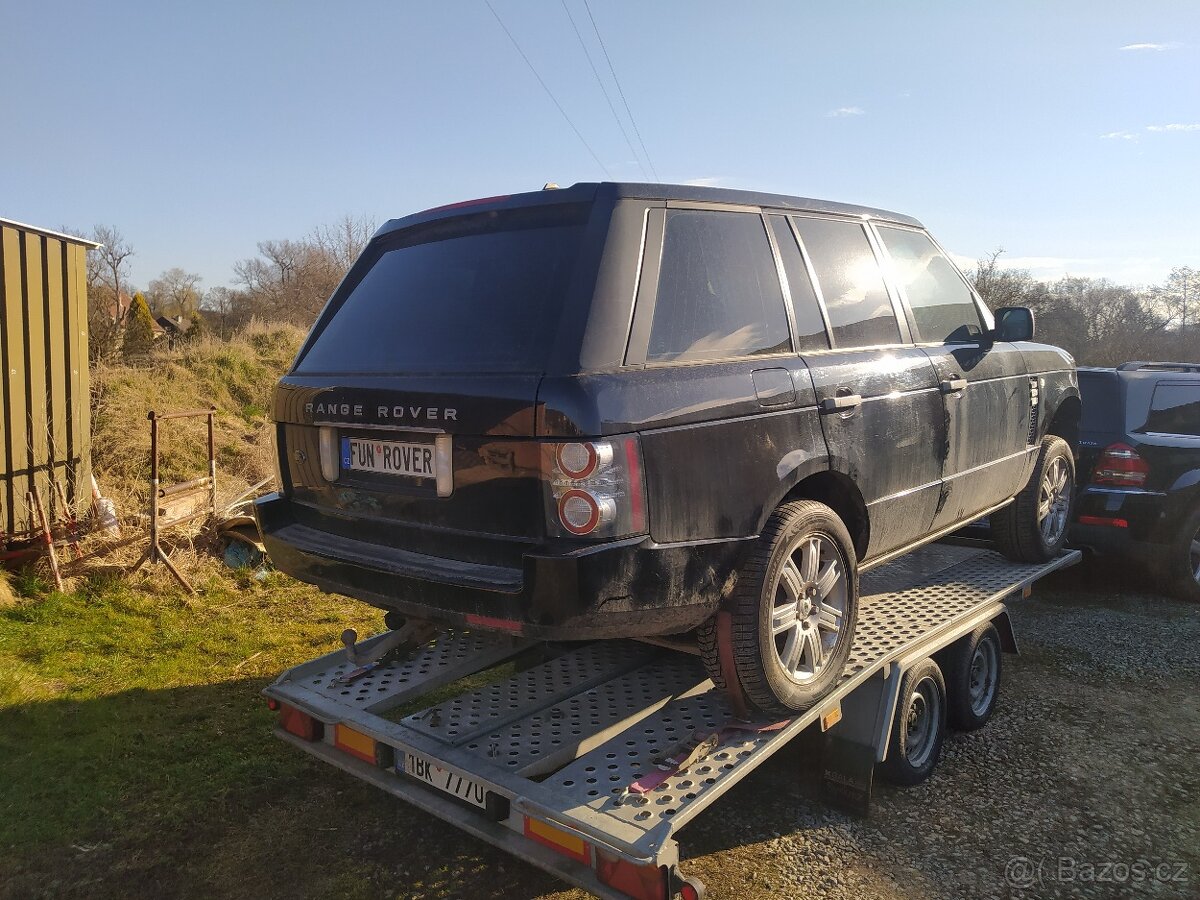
[646,210,791,363]
[768,216,830,352]
[296,204,588,374]
[1139,383,1200,436]
[791,217,901,348]
[877,226,985,343]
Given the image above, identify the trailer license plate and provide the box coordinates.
[341,437,436,480]
[404,752,489,809]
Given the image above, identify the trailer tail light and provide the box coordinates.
[1091,442,1149,487]
[595,849,668,900]
[277,703,323,742]
[522,817,591,865]
[335,724,377,764]
[542,436,646,539]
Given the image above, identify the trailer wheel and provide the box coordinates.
[990,435,1075,563]
[944,623,1002,731]
[881,658,947,786]
[701,500,858,716]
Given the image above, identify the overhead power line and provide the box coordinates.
[483,0,612,178]
[582,0,660,182]
[559,0,649,182]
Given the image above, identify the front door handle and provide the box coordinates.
[940,377,967,395]
[819,394,862,414]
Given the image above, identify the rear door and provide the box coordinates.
[621,204,826,543]
[786,215,946,561]
[874,224,1031,530]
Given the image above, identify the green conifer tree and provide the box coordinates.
[122,292,156,361]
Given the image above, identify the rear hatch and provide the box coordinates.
[274,196,599,569]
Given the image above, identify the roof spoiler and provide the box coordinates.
[1116,361,1200,373]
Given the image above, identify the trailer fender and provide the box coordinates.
[991,610,1020,654]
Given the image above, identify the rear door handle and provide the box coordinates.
[819,394,862,414]
[940,377,967,395]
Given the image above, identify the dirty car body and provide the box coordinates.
[255,182,1080,639]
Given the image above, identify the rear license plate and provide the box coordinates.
[403,751,489,809]
[341,436,436,480]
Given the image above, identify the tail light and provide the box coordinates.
[1091,442,1149,487]
[542,436,647,539]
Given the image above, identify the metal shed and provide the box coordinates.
[0,217,97,540]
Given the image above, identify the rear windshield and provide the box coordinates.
[296,204,590,374]
[1078,371,1121,433]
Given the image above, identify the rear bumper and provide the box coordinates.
[255,494,748,639]
[1069,486,1169,560]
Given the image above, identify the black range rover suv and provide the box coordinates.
[256,182,1080,714]
[1072,362,1200,601]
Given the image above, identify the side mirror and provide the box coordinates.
[992,306,1035,343]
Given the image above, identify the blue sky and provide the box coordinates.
[2,1,1197,293]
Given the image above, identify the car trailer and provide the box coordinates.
[263,543,1079,900]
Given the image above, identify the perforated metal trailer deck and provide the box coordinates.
[263,543,1079,900]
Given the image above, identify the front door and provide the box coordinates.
[873,224,1032,531]
[785,215,947,562]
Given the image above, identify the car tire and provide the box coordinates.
[991,435,1075,563]
[880,657,947,786]
[942,623,1002,731]
[1159,506,1200,603]
[700,500,858,716]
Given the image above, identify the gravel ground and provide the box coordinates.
[532,558,1200,900]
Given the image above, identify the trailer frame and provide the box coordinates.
[263,543,1079,899]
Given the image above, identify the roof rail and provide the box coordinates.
[1116,361,1200,373]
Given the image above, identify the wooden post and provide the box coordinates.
[28,489,63,591]
[53,480,84,559]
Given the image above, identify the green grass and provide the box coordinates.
[0,575,573,900]
[0,572,377,852]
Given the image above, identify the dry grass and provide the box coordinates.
[0,571,14,608]
[89,320,305,529]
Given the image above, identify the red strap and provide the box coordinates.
[715,611,750,719]
[625,719,791,795]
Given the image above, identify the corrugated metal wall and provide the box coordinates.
[0,220,92,538]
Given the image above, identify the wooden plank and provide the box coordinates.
[22,232,50,522]
[44,238,67,518]
[2,227,28,533]
[68,243,91,512]
[0,226,9,534]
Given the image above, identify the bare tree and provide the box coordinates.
[1153,266,1199,358]
[312,214,376,271]
[232,220,373,326]
[146,267,202,319]
[76,225,135,362]
[91,225,134,320]
[201,285,243,338]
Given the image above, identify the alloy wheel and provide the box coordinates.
[770,533,848,684]
[1038,455,1071,545]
